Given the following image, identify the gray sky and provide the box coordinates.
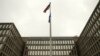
[0,0,99,37]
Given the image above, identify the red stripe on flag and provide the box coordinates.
[43,3,50,13]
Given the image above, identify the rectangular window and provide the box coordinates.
[95,12,98,17]
[93,15,96,19]
[97,8,100,13]
[0,44,3,49]
[0,37,3,41]
[0,25,2,28]
[99,17,100,21]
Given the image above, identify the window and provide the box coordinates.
[92,18,95,22]
[72,40,74,44]
[0,37,3,41]
[93,15,96,19]
[97,8,100,13]
[99,5,100,8]
[98,30,100,34]
[0,44,3,49]
[99,17,100,21]
[95,12,98,17]
[2,37,7,42]
[2,25,5,28]
[0,25,2,28]
[96,21,99,26]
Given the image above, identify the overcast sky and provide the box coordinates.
[0,0,99,37]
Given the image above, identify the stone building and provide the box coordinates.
[0,23,25,56]
[22,37,78,56]
[76,1,100,56]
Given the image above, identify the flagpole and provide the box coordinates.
[43,2,52,56]
[49,2,52,56]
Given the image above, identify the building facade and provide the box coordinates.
[69,44,78,56]
[76,1,100,56]
[0,23,78,56]
[23,37,78,56]
[0,1,100,56]
[0,23,25,56]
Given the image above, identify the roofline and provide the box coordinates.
[80,1,100,37]
[22,37,78,41]
[22,36,79,38]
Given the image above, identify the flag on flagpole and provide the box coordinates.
[43,3,51,13]
[43,2,51,23]
[48,13,51,23]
